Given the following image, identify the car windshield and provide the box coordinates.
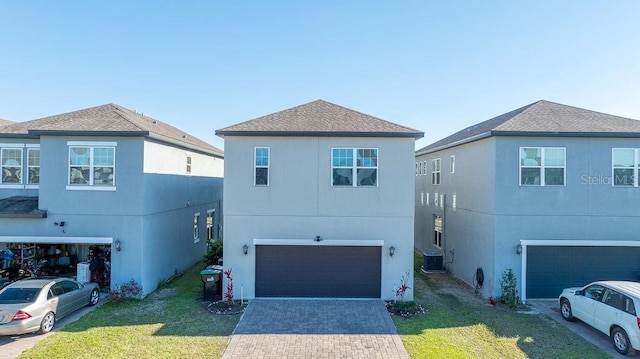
[0,288,41,304]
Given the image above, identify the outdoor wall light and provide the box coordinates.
[516,244,522,255]
[242,244,249,255]
[389,246,395,257]
[315,235,322,242]
[114,240,122,252]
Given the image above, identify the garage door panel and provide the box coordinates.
[256,245,381,298]
[527,246,640,298]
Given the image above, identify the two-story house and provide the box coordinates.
[0,104,224,295]
[216,100,423,300]
[415,100,640,301]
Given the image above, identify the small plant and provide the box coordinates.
[394,270,412,302]
[499,268,521,310]
[108,278,143,302]
[386,300,426,317]
[204,239,223,265]
[223,268,234,305]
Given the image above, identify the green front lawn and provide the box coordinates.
[394,255,612,359]
[19,262,239,359]
[18,256,613,358]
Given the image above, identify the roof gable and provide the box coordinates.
[0,104,222,156]
[216,100,424,138]
[418,100,640,154]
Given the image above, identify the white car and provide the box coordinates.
[559,281,640,355]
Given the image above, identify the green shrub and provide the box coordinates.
[108,278,143,302]
[204,239,223,265]
[499,268,520,310]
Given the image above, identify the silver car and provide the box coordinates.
[0,277,100,335]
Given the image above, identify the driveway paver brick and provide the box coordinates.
[222,299,410,359]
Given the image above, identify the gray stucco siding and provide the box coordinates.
[223,135,416,300]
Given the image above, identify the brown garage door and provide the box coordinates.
[255,245,381,298]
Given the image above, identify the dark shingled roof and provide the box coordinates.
[216,99,424,139]
[0,196,47,218]
[0,104,223,157]
[417,100,640,154]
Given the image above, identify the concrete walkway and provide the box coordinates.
[222,299,410,359]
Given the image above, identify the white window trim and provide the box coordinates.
[193,212,201,243]
[331,147,379,187]
[254,147,270,186]
[450,155,455,174]
[26,146,40,187]
[519,147,566,186]
[612,148,639,187]
[431,158,441,185]
[67,143,117,190]
[186,152,193,175]
[1,145,25,186]
[206,209,215,241]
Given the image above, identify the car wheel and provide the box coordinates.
[89,288,100,306]
[37,312,55,334]
[612,327,631,355]
[560,299,574,321]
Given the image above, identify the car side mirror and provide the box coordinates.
[575,290,583,296]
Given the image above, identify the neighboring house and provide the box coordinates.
[216,100,423,300]
[0,104,224,295]
[415,100,640,301]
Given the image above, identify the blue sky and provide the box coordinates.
[1,1,639,150]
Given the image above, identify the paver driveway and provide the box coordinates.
[222,299,410,359]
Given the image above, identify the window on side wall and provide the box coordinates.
[612,148,639,187]
[519,147,565,186]
[431,158,441,185]
[450,155,455,174]
[27,147,40,185]
[331,148,378,187]
[1,147,22,184]
[193,213,200,243]
[206,210,214,241]
[254,147,270,186]
[186,154,192,174]
[68,142,116,188]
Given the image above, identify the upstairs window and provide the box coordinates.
[431,158,441,185]
[27,147,40,185]
[1,147,22,184]
[332,148,378,187]
[68,142,116,187]
[520,147,565,186]
[613,148,640,187]
[186,154,192,174]
[450,155,455,174]
[254,147,270,186]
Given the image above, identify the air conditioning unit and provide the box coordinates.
[423,252,444,271]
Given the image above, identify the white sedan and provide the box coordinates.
[559,281,640,356]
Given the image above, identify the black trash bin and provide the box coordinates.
[200,268,221,301]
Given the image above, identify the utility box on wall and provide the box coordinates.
[423,252,444,271]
